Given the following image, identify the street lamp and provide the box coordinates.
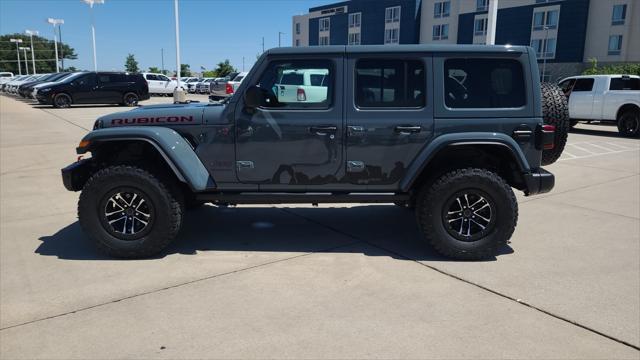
[82,0,105,71]
[19,47,30,75]
[173,0,186,103]
[9,38,23,75]
[25,29,39,74]
[47,18,64,72]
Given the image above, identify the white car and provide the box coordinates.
[142,73,178,96]
[559,74,640,137]
[183,77,202,93]
[274,68,329,104]
[0,72,14,88]
[6,75,42,94]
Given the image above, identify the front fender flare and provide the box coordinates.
[400,132,531,192]
[78,126,215,192]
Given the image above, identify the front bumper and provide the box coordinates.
[523,167,555,196]
[61,159,93,191]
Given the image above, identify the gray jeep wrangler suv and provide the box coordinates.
[62,45,567,260]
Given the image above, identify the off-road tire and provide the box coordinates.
[78,165,183,258]
[415,168,518,260]
[53,93,72,108]
[541,82,570,165]
[617,109,640,138]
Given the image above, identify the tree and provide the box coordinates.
[0,33,77,74]
[180,63,191,76]
[201,70,216,78]
[125,53,139,73]
[213,59,236,77]
[148,66,161,73]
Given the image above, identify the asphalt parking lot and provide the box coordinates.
[0,94,638,359]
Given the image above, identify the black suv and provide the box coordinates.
[36,72,149,108]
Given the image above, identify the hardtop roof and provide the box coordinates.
[266,44,529,55]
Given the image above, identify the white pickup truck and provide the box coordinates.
[558,75,640,137]
[274,69,329,104]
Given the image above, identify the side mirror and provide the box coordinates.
[244,86,264,109]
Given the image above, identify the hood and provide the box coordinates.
[96,102,223,128]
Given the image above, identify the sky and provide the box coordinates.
[0,0,329,73]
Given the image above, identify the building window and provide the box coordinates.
[355,59,425,108]
[319,35,330,46]
[385,6,401,23]
[295,39,300,47]
[474,18,487,36]
[477,0,488,11]
[444,58,526,109]
[348,33,361,45]
[532,10,559,30]
[434,1,450,18]
[612,4,626,25]
[433,24,449,40]
[295,23,301,35]
[349,12,361,28]
[608,35,622,55]
[531,38,556,59]
[384,28,399,44]
[319,17,330,32]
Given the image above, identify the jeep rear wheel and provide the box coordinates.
[78,165,183,258]
[53,93,72,108]
[541,83,570,165]
[415,168,518,260]
[617,109,640,138]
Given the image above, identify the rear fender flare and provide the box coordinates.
[400,132,530,192]
[78,126,215,191]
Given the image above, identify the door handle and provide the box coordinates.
[394,125,421,134]
[310,126,337,136]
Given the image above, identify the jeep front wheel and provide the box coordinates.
[78,165,183,258]
[415,168,518,260]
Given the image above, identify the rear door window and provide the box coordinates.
[444,58,525,108]
[609,77,640,90]
[355,59,425,108]
[572,78,594,92]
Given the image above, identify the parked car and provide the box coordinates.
[209,72,239,100]
[6,75,43,94]
[142,73,178,96]
[36,71,150,108]
[274,68,329,103]
[18,72,70,98]
[1,74,23,92]
[0,72,14,89]
[195,78,215,94]
[61,44,566,259]
[32,72,79,99]
[225,72,248,95]
[558,74,640,137]
[185,78,202,93]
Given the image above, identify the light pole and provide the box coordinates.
[278,31,285,47]
[82,0,104,71]
[9,38,23,75]
[47,18,64,72]
[541,25,550,82]
[25,29,39,74]
[20,47,30,75]
[161,48,165,74]
[173,0,186,102]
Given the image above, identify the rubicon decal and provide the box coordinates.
[111,116,194,125]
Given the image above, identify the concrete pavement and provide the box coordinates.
[0,95,638,359]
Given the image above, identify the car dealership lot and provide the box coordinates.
[0,95,638,359]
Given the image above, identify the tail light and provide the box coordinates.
[225,83,234,94]
[542,124,555,150]
[297,88,307,101]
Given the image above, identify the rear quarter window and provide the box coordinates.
[609,77,640,90]
[572,78,594,92]
[444,58,525,108]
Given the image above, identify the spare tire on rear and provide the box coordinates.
[541,82,570,165]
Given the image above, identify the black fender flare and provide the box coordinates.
[77,126,215,191]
